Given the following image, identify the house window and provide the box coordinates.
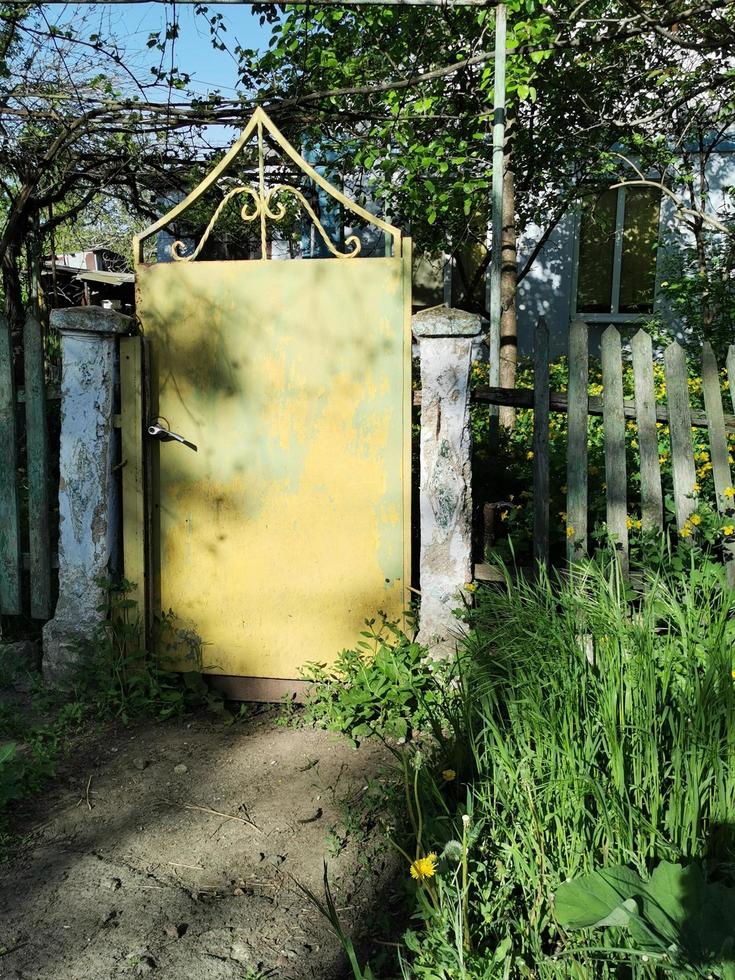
[576,186,660,317]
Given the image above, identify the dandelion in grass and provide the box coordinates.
[723,525,734,536]
[566,525,575,539]
[725,486,735,499]
[693,482,702,495]
[680,523,693,538]
[442,769,456,782]
[690,514,702,526]
[410,853,438,881]
[731,669,735,681]
[526,450,534,460]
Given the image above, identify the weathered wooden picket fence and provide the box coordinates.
[0,313,57,622]
[469,319,735,578]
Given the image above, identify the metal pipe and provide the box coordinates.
[487,2,506,393]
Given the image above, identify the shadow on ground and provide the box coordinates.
[0,707,400,980]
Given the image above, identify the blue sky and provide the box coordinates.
[55,3,273,97]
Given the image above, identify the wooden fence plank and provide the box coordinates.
[0,313,22,614]
[601,325,629,569]
[727,345,735,416]
[631,328,663,531]
[533,317,549,567]
[702,342,735,583]
[566,319,588,560]
[23,314,51,619]
[664,340,697,531]
[702,343,732,508]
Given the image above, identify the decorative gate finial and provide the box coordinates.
[133,106,401,265]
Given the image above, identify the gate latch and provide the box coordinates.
[147,421,198,453]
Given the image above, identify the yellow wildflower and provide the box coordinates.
[566,526,575,539]
[500,510,509,521]
[725,486,735,499]
[693,483,701,495]
[526,451,534,460]
[442,769,456,782]
[723,525,735,536]
[731,669,735,680]
[680,524,693,538]
[410,854,438,881]
[465,583,477,593]
[690,514,702,526]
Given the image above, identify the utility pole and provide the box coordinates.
[487,2,506,398]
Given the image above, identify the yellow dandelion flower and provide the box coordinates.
[626,516,634,530]
[680,524,692,538]
[442,769,456,782]
[410,854,438,881]
[690,514,702,526]
[465,583,477,593]
[500,510,509,521]
[723,525,735,536]
[566,525,575,539]
[693,483,701,495]
[526,451,534,460]
[725,486,735,499]
[731,669,735,680]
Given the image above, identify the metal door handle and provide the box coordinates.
[147,422,198,452]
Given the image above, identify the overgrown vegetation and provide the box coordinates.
[302,543,735,977]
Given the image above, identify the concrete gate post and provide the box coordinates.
[413,306,482,656]
[43,307,133,685]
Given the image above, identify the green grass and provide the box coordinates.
[302,548,735,977]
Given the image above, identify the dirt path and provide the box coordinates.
[0,709,397,980]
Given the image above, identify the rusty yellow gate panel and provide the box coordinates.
[125,109,411,693]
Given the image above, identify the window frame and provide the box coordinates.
[570,184,662,323]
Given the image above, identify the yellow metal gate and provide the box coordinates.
[121,109,411,699]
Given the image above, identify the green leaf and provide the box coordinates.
[555,865,645,930]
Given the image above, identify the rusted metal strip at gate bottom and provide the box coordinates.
[208,676,312,704]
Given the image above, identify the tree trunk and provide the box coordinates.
[499,123,518,429]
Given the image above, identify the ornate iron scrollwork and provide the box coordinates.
[134,108,400,265]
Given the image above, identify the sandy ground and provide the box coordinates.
[0,708,399,980]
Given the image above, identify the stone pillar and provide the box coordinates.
[413,306,482,655]
[43,307,133,685]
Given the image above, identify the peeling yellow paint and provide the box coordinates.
[137,257,410,679]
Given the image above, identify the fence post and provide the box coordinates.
[42,307,133,685]
[413,306,482,655]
